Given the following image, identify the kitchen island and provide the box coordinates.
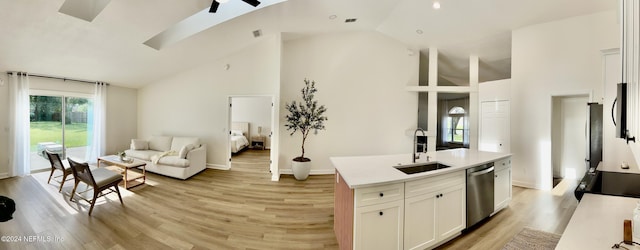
[332,149,511,250]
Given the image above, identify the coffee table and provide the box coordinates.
[97,155,146,189]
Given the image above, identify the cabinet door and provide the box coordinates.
[494,167,511,211]
[404,192,437,250]
[354,200,404,250]
[437,184,465,240]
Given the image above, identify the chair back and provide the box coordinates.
[67,158,97,187]
[45,150,65,172]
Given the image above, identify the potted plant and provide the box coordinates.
[285,79,328,180]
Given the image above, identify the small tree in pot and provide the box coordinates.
[285,79,328,180]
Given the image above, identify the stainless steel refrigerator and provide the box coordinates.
[585,103,603,172]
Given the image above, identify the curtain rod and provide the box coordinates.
[6,72,109,85]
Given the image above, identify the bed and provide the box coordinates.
[231,122,250,153]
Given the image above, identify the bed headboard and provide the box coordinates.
[231,122,249,136]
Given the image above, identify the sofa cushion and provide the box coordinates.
[149,136,172,152]
[178,144,196,159]
[124,150,158,161]
[155,156,190,168]
[131,139,149,150]
[171,137,200,151]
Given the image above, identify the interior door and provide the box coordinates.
[479,101,510,153]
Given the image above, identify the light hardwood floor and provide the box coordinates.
[0,150,579,250]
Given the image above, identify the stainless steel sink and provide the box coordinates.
[394,162,451,174]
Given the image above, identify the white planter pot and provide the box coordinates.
[292,160,311,180]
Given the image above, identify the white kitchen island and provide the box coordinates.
[332,149,511,250]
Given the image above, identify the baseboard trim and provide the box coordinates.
[512,180,543,190]
[279,169,335,175]
[207,164,230,170]
[0,173,9,179]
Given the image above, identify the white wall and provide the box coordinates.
[280,31,418,174]
[479,79,511,102]
[511,10,618,189]
[231,96,272,147]
[106,85,138,154]
[137,36,280,168]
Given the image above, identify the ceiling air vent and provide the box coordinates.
[253,29,263,38]
[345,18,357,23]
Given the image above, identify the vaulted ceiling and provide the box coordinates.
[0,0,616,88]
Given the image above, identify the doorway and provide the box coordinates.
[227,96,274,174]
[551,95,588,188]
[29,91,93,172]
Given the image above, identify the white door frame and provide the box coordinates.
[548,90,592,190]
[227,95,280,181]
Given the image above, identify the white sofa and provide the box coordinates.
[124,136,206,180]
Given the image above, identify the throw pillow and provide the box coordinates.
[148,136,172,151]
[131,139,149,150]
[179,144,196,159]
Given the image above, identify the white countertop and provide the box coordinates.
[598,161,640,174]
[330,148,511,188]
[557,194,640,249]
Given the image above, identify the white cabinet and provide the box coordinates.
[354,200,404,250]
[494,158,512,212]
[404,171,465,250]
[354,183,405,250]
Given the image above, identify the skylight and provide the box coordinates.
[144,0,287,50]
[58,0,111,22]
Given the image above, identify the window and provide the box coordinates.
[445,106,466,143]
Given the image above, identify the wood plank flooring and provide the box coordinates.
[438,178,579,249]
[0,150,580,250]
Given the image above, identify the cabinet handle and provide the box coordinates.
[379,193,384,197]
[379,211,383,216]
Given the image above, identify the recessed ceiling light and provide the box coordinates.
[416,29,423,34]
[329,15,337,20]
[345,18,357,23]
[433,1,441,9]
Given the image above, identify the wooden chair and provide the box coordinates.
[44,150,73,192]
[67,158,123,215]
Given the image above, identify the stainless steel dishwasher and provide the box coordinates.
[466,162,494,228]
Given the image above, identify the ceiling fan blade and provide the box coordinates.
[241,0,261,7]
[209,1,220,13]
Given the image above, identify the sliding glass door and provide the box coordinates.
[29,92,93,171]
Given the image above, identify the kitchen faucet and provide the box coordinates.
[413,128,426,163]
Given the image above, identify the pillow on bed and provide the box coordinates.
[131,139,149,150]
[179,144,197,159]
[231,130,243,136]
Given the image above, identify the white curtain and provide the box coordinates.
[85,82,107,163]
[439,100,449,145]
[8,73,30,176]
[463,97,470,148]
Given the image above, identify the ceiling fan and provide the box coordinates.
[209,0,261,13]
